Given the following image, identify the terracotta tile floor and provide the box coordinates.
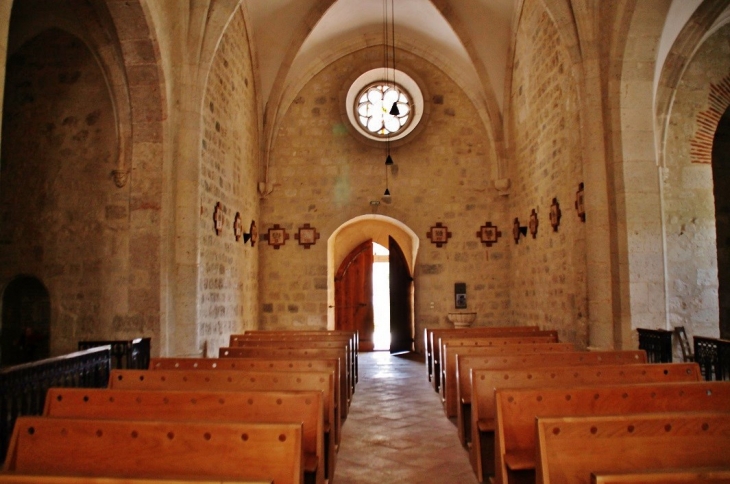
[335,351,479,483]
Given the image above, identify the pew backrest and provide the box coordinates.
[44,388,324,484]
[230,334,356,388]
[536,412,730,484]
[0,476,272,483]
[221,345,352,408]
[4,416,303,484]
[496,381,730,484]
[424,326,540,382]
[435,332,559,394]
[149,356,346,423]
[109,368,335,443]
[591,468,730,483]
[470,362,702,483]
[455,350,646,446]
[217,348,348,420]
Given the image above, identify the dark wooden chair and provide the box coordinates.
[674,326,694,362]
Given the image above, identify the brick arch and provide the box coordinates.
[656,0,730,162]
[691,75,730,164]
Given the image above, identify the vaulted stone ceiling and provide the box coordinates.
[244,0,728,128]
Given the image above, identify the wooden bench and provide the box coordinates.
[219,346,350,419]
[427,327,542,390]
[536,412,730,484]
[108,369,336,482]
[43,388,325,484]
[235,331,358,384]
[495,381,730,484]
[231,335,355,393]
[436,331,559,403]
[455,350,646,446]
[470,362,702,482]
[3,416,302,484]
[150,356,346,427]
[0,476,271,483]
[225,341,353,406]
[439,336,572,417]
[424,327,540,383]
[591,468,730,483]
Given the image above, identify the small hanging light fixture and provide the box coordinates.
[381,0,397,199]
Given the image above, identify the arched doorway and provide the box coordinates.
[1,276,50,366]
[328,215,419,353]
[712,107,730,339]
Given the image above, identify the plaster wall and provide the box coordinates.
[507,1,587,347]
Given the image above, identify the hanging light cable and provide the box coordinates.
[389,0,400,116]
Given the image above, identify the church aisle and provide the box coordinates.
[336,351,479,483]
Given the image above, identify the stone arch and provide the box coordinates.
[656,21,730,343]
[327,215,420,330]
[615,1,672,350]
[1,275,51,365]
[0,0,166,353]
[655,0,730,161]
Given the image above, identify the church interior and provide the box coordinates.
[1,0,730,482]
[2,0,729,363]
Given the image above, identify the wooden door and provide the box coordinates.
[389,236,413,354]
[335,240,374,351]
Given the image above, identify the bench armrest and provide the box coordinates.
[477,418,495,433]
[504,449,535,471]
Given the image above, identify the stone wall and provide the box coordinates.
[507,2,588,346]
[199,9,260,357]
[0,28,124,354]
[263,46,509,349]
[662,23,730,341]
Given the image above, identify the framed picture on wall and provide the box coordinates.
[477,222,502,247]
[296,223,320,249]
[264,224,289,249]
[427,222,452,248]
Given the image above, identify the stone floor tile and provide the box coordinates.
[335,351,479,483]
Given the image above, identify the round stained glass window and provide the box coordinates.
[355,83,412,137]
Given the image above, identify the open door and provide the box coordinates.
[335,240,375,351]
[389,236,413,354]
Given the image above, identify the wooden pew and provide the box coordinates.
[43,388,325,484]
[536,412,730,484]
[226,341,352,407]
[3,416,303,484]
[236,330,359,384]
[150,356,346,429]
[424,326,540,383]
[495,381,730,484]
[455,350,646,447]
[427,327,542,390]
[231,334,355,394]
[219,346,349,420]
[108,369,336,482]
[0,476,271,483]
[470,362,702,482]
[436,332,559,400]
[591,468,730,483]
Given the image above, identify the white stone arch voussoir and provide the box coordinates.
[326,214,420,330]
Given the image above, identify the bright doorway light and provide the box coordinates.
[372,242,390,350]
